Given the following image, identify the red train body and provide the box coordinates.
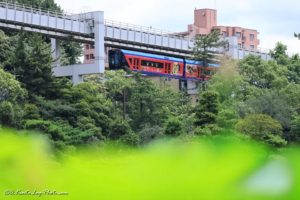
[109,49,219,81]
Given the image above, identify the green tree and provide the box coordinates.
[9,32,57,98]
[0,68,26,127]
[105,70,133,120]
[238,90,292,130]
[12,0,82,66]
[192,29,227,67]
[287,54,300,84]
[291,116,300,142]
[208,59,243,104]
[238,55,288,90]
[0,30,13,68]
[195,91,219,127]
[270,42,289,65]
[14,0,61,10]
[60,42,82,65]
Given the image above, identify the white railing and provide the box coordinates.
[105,19,185,40]
[0,1,87,21]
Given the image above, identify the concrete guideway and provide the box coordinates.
[0,1,197,84]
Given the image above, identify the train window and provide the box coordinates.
[202,69,214,76]
[165,63,171,73]
[141,60,163,68]
[122,56,127,65]
[129,58,133,64]
[114,54,119,65]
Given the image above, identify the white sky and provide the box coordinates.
[56,0,300,55]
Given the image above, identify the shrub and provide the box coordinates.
[138,125,163,144]
[120,132,140,146]
[194,124,221,136]
[0,101,14,126]
[217,108,239,129]
[164,117,183,136]
[236,114,286,147]
[109,119,132,140]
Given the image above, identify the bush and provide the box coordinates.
[236,114,286,147]
[195,112,217,127]
[138,125,164,144]
[217,108,238,128]
[0,101,14,126]
[109,119,132,140]
[23,119,66,141]
[164,117,183,136]
[120,132,140,146]
[289,116,300,142]
[194,124,221,136]
[23,119,104,146]
[23,103,40,120]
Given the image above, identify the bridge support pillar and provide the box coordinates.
[93,11,105,74]
[51,38,61,67]
[72,74,84,84]
[52,11,105,85]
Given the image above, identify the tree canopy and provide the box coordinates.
[192,29,227,67]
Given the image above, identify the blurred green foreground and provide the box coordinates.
[0,129,300,200]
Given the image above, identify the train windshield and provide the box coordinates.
[109,50,121,70]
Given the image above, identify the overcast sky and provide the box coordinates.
[56,0,300,55]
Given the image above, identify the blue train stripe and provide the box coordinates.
[121,49,184,63]
[120,49,220,68]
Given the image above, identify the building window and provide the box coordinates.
[85,54,90,60]
[85,44,90,50]
[235,32,241,38]
[242,34,246,41]
[250,45,255,49]
[90,44,95,49]
[90,54,95,59]
[238,43,242,49]
[222,31,227,37]
[250,34,255,41]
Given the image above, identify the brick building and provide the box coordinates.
[83,43,95,64]
[184,8,260,50]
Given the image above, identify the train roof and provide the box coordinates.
[185,59,203,65]
[121,49,184,63]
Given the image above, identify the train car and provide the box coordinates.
[108,49,219,81]
[202,63,220,81]
[185,59,203,80]
[109,49,184,79]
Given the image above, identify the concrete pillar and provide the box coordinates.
[72,74,84,84]
[52,12,105,85]
[93,11,105,73]
[51,38,61,67]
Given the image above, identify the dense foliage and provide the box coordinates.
[205,42,300,146]
[1,0,300,149]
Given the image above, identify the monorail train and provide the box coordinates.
[108,49,219,81]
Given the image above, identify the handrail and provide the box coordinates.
[105,19,186,40]
[0,1,87,21]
